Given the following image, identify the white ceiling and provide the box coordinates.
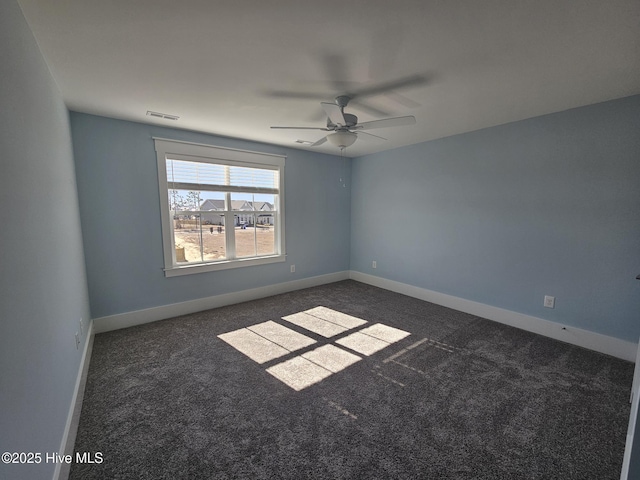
[17,0,640,157]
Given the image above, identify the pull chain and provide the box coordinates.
[339,147,347,187]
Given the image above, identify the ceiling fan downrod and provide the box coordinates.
[335,95,351,109]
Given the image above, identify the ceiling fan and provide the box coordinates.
[271,94,417,149]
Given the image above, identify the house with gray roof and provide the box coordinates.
[200,199,274,226]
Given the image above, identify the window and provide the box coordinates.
[154,138,285,276]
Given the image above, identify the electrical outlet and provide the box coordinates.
[290,264,295,273]
[544,295,555,308]
[75,332,80,350]
[372,261,377,269]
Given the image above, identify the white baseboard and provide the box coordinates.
[53,321,95,480]
[350,271,637,362]
[93,271,350,334]
[92,268,636,361]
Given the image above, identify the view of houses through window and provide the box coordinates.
[155,138,285,275]
[170,190,276,264]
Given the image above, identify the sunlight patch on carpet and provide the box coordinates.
[304,306,368,329]
[336,332,390,356]
[218,322,315,364]
[282,312,348,337]
[218,307,410,390]
[266,356,333,391]
[359,323,411,343]
[302,344,361,373]
[248,320,316,351]
[218,328,291,364]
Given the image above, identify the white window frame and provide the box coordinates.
[154,138,286,277]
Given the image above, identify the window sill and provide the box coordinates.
[163,254,285,277]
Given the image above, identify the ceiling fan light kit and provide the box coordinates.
[327,131,357,148]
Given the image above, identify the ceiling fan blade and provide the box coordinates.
[355,115,416,130]
[308,108,326,123]
[321,102,346,126]
[349,74,428,99]
[350,99,390,118]
[271,126,330,130]
[384,91,422,109]
[357,131,387,141]
[264,90,329,100]
[311,136,328,146]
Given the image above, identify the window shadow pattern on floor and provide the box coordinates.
[218,306,410,390]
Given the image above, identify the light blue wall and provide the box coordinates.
[351,95,640,342]
[0,1,92,479]
[70,113,350,318]
[3,2,639,475]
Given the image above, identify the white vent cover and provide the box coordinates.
[146,111,179,121]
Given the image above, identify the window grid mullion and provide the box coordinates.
[225,192,236,259]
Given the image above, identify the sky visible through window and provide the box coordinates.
[166,158,278,205]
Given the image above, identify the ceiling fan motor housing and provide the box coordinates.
[343,113,357,127]
[327,113,358,129]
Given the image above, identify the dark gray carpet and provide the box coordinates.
[70,280,633,479]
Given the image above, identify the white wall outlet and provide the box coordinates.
[290,264,295,273]
[75,332,80,349]
[544,295,555,308]
[372,261,377,269]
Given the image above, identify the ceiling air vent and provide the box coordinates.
[146,111,179,121]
